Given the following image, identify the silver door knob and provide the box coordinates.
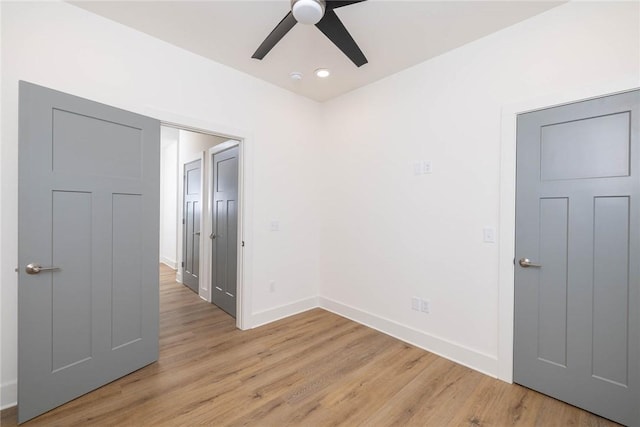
[25,263,61,274]
[518,258,541,268]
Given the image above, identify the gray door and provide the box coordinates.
[514,90,639,426]
[18,82,160,423]
[211,146,239,317]
[182,159,201,293]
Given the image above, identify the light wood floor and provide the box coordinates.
[2,265,620,426]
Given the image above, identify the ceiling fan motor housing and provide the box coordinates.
[291,0,326,25]
[253,0,367,67]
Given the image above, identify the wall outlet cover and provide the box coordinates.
[412,160,432,175]
[420,299,431,313]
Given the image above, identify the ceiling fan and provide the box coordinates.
[252,0,368,67]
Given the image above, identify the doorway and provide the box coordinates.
[159,126,242,319]
[17,82,250,422]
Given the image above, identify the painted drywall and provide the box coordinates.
[160,127,179,269]
[318,0,640,376]
[0,1,323,409]
[178,129,228,163]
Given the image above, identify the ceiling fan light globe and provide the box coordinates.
[292,0,325,25]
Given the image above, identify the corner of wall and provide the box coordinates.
[160,257,177,270]
[319,297,499,378]
[250,297,319,329]
[1,380,17,410]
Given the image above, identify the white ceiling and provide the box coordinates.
[70,1,564,102]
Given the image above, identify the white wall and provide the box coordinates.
[318,1,640,377]
[0,1,323,409]
[179,129,228,163]
[160,126,179,269]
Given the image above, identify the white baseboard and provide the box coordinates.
[176,270,183,283]
[160,257,177,269]
[1,380,17,410]
[251,297,319,328]
[0,299,497,413]
[319,296,498,378]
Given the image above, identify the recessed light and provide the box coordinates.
[289,71,303,80]
[315,68,331,78]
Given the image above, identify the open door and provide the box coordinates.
[514,89,639,425]
[210,146,239,317]
[182,158,201,293]
[18,82,160,423]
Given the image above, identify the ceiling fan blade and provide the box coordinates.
[326,0,367,11]
[315,9,367,67]
[252,12,297,60]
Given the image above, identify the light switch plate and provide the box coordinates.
[483,227,496,243]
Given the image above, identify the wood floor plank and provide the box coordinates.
[1,264,621,426]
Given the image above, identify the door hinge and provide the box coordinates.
[242,241,245,247]
[182,218,185,225]
[181,261,184,268]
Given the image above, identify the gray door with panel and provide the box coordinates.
[18,82,160,423]
[182,159,201,293]
[211,146,239,317]
[514,90,639,426]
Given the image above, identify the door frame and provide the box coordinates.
[497,78,640,383]
[146,107,252,331]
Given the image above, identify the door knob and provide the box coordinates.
[518,258,541,268]
[25,263,61,274]
[210,233,216,239]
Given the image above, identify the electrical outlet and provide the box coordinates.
[270,221,280,231]
[269,280,276,293]
[411,297,420,311]
[422,161,432,174]
[420,299,431,314]
[412,160,432,175]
